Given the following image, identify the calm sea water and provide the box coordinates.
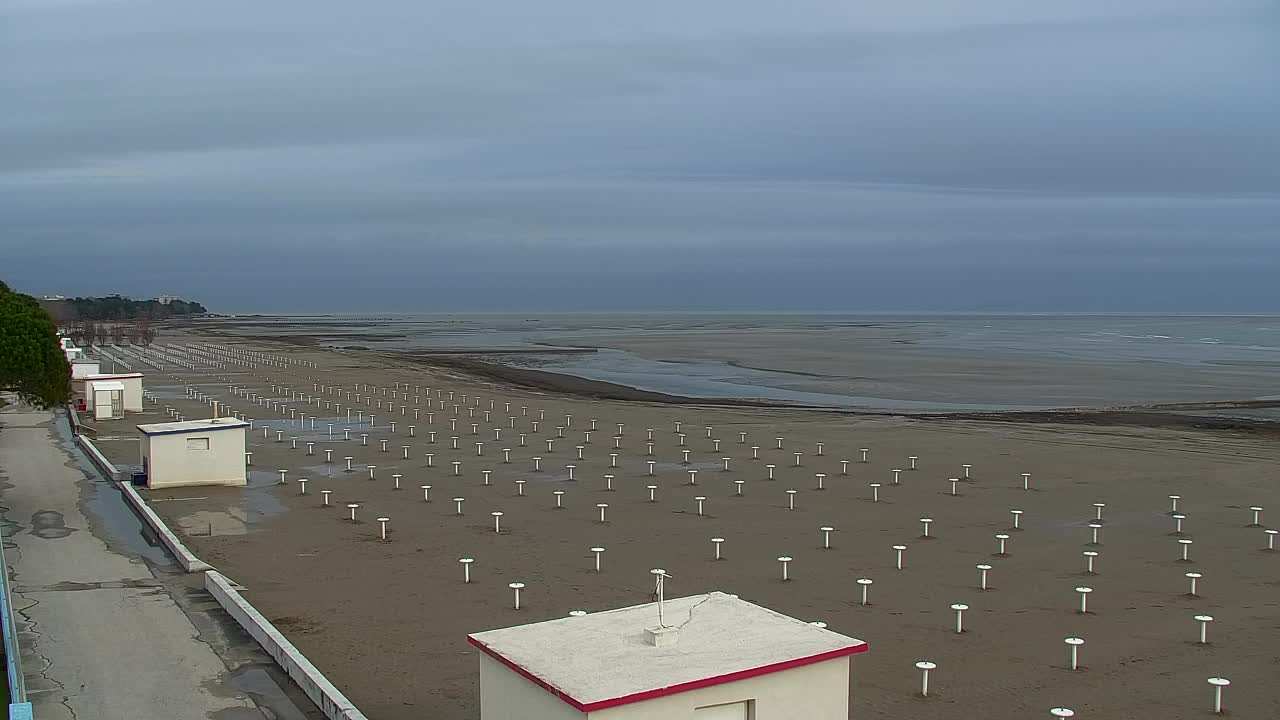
[242,313,1280,410]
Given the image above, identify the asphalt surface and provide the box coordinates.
[0,403,321,720]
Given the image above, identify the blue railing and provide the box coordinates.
[0,531,32,719]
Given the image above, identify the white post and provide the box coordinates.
[1194,614,1214,644]
[916,661,935,697]
[1076,586,1093,614]
[1208,677,1229,714]
[1065,637,1083,670]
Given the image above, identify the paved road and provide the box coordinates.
[0,404,319,720]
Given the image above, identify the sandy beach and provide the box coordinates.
[87,327,1280,720]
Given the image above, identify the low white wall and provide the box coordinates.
[205,571,369,720]
[75,434,119,481]
[116,480,213,573]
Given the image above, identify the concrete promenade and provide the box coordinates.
[0,404,318,720]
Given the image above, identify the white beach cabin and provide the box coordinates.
[86,379,126,420]
[137,418,249,489]
[83,372,144,412]
[70,360,101,380]
[468,591,867,720]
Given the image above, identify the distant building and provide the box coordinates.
[155,295,180,305]
[43,294,66,301]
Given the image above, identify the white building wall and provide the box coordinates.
[118,375,143,411]
[144,428,247,489]
[71,361,100,381]
[480,653,586,720]
[79,373,142,410]
[587,657,850,720]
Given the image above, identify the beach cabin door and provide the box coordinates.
[93,391,110,420]
[110,390,123,418]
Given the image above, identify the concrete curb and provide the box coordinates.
[66,404,82,436]
[205,571,369,720]
[75,434,119,482]
[116,480,214,573]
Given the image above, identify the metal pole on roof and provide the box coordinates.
[650,569,672,628]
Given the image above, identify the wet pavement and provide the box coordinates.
[0,403,323,720]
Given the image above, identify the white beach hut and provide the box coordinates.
[86,379,126,420]
[136,418,249,489]
[82,372,143,412]
[70,360,101,380]
[468,591,867,720]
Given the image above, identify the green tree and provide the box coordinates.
[0,281,71,408]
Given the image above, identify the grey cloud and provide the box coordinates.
[1,0,1277,311]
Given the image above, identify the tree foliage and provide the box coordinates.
[43,295,207,322]
[0,281,71,408]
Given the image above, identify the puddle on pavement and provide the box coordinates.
[28,510,76,539]
[51,415,175,566]
[212,664,313,720]
[166,470,288,537]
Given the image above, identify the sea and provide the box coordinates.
[225,313,1280,413]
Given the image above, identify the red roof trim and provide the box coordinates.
[467,635,867,712]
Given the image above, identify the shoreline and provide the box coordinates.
[404,352,1280,436]
[189,325,1280,436]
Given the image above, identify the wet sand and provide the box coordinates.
[535,328,1280,409]
[96,331,1280,720]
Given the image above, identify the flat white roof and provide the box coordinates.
[137,418,249,436]
[90,380,126,392]
[468,592,867,712]
[84,372,144,380]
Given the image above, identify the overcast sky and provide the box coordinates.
[2,0,1277,312]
